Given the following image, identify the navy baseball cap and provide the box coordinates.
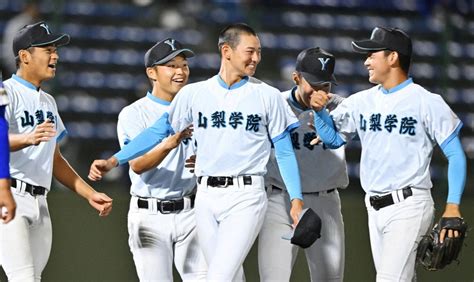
[282,208,322,249]
[144,38,195,67]
[13,21,70,56]
[352,27,412,56]
[296,47,337,86]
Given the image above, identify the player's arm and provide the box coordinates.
[129,125,192,174]
[0,105,15,222]
[273,131,304,226]
[0,179,15,223]
[438,133,466,242]
[88,112,173,181]
[310,92,346,149]
[9,119,56,151]
[53,145,112,216]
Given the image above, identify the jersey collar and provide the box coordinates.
[289,87,306,112]
[146,91,171,105]
[216,75,249,90]
[12,74,40,91]
[380,77,413,94]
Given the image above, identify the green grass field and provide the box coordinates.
[1,187,472,281]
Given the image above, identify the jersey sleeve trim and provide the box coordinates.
[57,129,67,142]
[271,121,300,143]
[440,121,463,150]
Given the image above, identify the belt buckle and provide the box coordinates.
[31,186,41,195]
[369,195,381,211]
[159,200,175,214]
[216,177,230,188]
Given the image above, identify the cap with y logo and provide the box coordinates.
[352,27,412,56]
[144,38,195,67]
[13,21,70,56]
[295,47,337,86]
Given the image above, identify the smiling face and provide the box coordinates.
[18,45,59,86]
[226,33,261,77]
[147,55,190,100]
[364,50,393,85]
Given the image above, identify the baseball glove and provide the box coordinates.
[416,217,468,271]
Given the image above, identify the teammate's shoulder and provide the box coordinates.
[409,82,444,100]
[178,79,209,94]
[248,77,280,94]
[279,88,293,100]
[2,77,16,92]
[118,96,149,117]
[342,85,378,102]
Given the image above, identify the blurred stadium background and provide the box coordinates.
[0,0,472,281]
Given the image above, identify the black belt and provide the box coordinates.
[137,194,195,214]
[12,178,46,196]
[198,176,252,188]
[369,187,413,211]
[271,185,336,196]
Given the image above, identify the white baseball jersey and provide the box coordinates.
[4,75,66,189]
[265,88,349,193]
[168,75,299,177]
[330,78,461,194]
[117,92,196,199]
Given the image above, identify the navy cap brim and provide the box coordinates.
[149,49,195,67]
[300,71,338,86]
[351,40,387,53]
[31,33,70,48]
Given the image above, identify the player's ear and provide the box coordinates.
[292,72,300,85]
[388,51,399,67]
[18,50,31,65]
[221,44,232,60]
[146,67,157,81]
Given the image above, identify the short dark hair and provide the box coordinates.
[384,50,411,74]
[218,23,257,51]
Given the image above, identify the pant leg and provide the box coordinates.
[366,189,434,282]
[304,190,344,282]
[0,215,35,281]
[258,189,297,282]
[128,201,175,282]
[0,193,50,282]
[174,208,207,282]
[30,196,52,282]
[194,188,220,268]
[198,180,267,282]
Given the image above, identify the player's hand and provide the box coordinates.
[439,203,462,243]
[310,91,329,112]
[290,198,304,227]
[88,192,113,217]
[88,157,118,181]
[163,125,193,150]
[28,119,56,145]
[0,183,16,223]
[185,154,196,173]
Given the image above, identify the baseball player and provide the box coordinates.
[117,38,206,281]
[0,79,15,224]
[0,21,113,281]
[259,47,348,282]
[89,23,304,281]
[311,27,466,281]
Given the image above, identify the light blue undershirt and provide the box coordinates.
[114,112,172,165]
[273,131,303,200]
